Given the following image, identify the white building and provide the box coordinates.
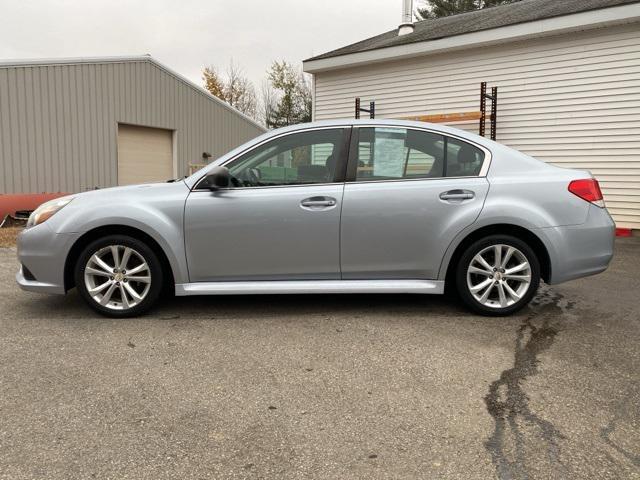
[304,0,640,230]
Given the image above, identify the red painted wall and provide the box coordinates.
[0,193,69,219]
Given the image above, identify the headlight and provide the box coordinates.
[26,196,75,227]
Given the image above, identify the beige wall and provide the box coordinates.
[311,23,640,229]
[0,58,265,195]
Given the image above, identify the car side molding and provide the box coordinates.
[175,280,445,296]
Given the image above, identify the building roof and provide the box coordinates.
[0,55,265,130]
[306,0,640,62]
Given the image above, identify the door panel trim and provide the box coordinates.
[175,279,445,296]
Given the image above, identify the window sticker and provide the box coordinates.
[373,129,405,178]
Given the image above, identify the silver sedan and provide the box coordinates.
[16,120,615,317]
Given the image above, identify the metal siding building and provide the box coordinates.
[0,56,265,195]
[304,0,640,230]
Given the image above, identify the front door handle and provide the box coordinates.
[300,196,337,209]
[439,190,475,201]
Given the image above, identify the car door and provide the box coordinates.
[184,127,351,282]
[340,126,490,280]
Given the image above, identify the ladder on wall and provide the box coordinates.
[354,82,499,141]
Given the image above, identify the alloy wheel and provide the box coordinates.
[83,245,152,310]
[466,244,531,309]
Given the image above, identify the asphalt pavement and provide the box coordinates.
[0,238,638,479]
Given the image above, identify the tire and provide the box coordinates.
[455,234,540,316]
[74,235,163,318]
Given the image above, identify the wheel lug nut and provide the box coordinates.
[123,279,128,283]
[113,269,118,273]
[110,276,114,281]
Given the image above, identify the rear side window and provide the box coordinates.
[353,127,485,181]
[354,128,445,181]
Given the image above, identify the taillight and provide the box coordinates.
[568,179,605,208]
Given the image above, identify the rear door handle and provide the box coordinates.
[439,190,475,201]
[300,196,337,209]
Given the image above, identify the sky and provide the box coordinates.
[0,0,412,89]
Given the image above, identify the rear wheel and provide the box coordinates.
[456,235,540,316]
[74,235,163,318]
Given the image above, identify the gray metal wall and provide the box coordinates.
[0,57,266,194]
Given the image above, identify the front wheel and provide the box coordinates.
[74,235,163,318]
[456,235,540,316]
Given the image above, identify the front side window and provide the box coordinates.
[224,129,347,187]
[353,127,484,181]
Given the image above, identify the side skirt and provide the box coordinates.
[175,280,445,296]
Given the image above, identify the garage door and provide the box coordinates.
[117,124,174,185]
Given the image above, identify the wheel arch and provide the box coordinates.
[442,224,551,287]
[64,225,176,293]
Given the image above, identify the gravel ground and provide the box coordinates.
[0,239,639,480]
[0,227,21,248]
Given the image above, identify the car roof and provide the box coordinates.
[270,119,493,144]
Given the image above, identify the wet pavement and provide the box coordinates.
[0,238,638,479]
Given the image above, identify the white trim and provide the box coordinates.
[0,54,266,131]
[311,74,317,122]
[175,279,445,296]
[172,130,179,178]
[303,3,640,73]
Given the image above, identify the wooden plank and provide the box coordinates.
[403,111,484,123]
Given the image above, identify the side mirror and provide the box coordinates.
[204,166,231,190]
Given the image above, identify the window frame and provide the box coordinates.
[193,126,353,191]
[345,125,491,184]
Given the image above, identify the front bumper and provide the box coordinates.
[539,204,616,285]
[15,224,80,294]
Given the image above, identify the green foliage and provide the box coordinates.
[265,60,312,129]
[416,0,521,19]
[202,59,312,128]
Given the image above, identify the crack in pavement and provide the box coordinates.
[600,396,640,468]
[484,287,573,480]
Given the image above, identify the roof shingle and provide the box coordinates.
[306,0,640,61]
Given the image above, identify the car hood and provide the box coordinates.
[71,180,189,200]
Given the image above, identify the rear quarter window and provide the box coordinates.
[446,138,485,177]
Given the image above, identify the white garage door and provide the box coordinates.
[117,124,174,185]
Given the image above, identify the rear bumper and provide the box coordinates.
[539,204,616,285]
[15,224,79,294]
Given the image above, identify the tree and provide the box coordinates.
[202,61,257,120]
[225,62,258,120]
[416,0,521,20]
[202,66,225,99]
[264,60,312,129]
[259,80,278,128]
